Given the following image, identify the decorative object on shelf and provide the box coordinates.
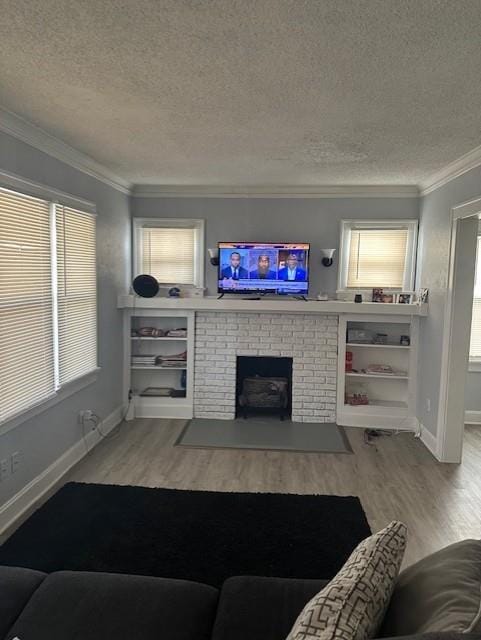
[345,386,369,405]
[131,355,157,366]
[208,248,219,266]
[132,274,159,298]
[417,288,429,303]
[345,351,353,372]
[140,387,174,397]
[347,329,372,343]
[372,288,384,303]
[373,333,388,345]
[365,364,395,375]
[320,248,336,267]
[400,335,410,346]
[396,293,413,304]
[168,286,181,297]
[136,327,166,337]
[166,328,187,337]
[381,293,394,303]
[354,294,363,303]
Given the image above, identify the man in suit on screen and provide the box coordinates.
[249,254,277,279]
[221,251,248,280]
[278,253,307,281]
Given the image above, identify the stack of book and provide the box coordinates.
[155,351,187,368]
[131,355,156,367]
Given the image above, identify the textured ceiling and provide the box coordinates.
[1,0,481,186]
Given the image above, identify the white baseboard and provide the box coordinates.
[464,410,481,425]
[419,423,440,460]
[0,405,124,535]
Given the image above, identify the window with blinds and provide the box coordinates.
[339,220,417,291]
[133,218,205,288]
[141,227,195,284]
[0,188,55,423]
[469,235,481,360]
[0,186,97,426]
[56,205,97,385]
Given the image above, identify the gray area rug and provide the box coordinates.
[176,418,352,453]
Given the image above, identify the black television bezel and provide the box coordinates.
[217,242,310,295]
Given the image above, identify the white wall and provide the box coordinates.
[0,131,130,510]
[417,165,481,437]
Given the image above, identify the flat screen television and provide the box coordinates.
[218,242,310,295]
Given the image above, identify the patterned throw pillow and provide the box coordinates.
[286,521,407,640]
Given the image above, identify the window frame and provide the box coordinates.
[132,217,205,289]
[337,219,418,293]
[0,172,99,435]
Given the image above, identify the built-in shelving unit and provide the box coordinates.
[123,310,195,420]
[337,314,419,431]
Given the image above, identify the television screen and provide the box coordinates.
[218,242,310,295]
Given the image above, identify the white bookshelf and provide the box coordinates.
[337,314,419,431]
[123,309,195,420]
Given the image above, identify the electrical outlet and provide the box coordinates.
[79,409,94,423]
[0,459,8,482]
[426,398,431,413]
[11,451,21,474]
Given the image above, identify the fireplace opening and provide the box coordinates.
[236,356,293,420]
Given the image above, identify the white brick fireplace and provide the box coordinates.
[193,312,338,422]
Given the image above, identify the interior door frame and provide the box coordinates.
[437,196,481,462]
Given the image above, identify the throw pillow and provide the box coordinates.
[286,520,407,640]
[380,539,481,636]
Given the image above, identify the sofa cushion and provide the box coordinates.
[381,540,481,636]
[286,521,407,640]
[211,575,329,640]
[6,570,218,640]
[0,565,46,639]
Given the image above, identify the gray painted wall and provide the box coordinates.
[132,196,419,296]
[465,371,481,412]
[416,165,481,435]
[0,131,130,507]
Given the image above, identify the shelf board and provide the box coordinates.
[131,336,187,341]
[344,399,407,409]
[345,372,408,380]
[131,365,187,370]
[346,342,410,349]
[134,394,188,403]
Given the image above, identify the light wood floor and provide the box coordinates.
[64,419,481,567]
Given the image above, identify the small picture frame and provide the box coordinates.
[396,293,413,304]
[372,288,384,303]
[381,293,394,303]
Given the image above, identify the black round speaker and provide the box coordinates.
[132,274,159,298]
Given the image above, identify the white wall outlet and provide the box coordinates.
[426,398,431,413]
[11,451,21,473]
[79,409,94,423]
[0,459,8,481]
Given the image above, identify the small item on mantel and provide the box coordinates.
[166,328,187,337]
[345,386,369,406]
[400,335,410,346]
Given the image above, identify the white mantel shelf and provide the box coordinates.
[118,294,427,316]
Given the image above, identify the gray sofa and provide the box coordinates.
[1,565,480,640]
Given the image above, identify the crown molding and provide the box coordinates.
[420,143,481,196]
[131,184,420,198]
[0,107,132,195]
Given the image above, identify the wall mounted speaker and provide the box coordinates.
[132,274,159,298]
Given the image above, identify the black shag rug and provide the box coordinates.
[0,482,371,587]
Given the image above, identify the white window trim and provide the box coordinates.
[468,228,481,364]
[132,217,205,288]
[337,219,418,293]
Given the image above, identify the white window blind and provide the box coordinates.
[141,226,195,284]
[56,205,97,385]
[346,228,409,289]
[469,236,481,359]
[0,188,55,423]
